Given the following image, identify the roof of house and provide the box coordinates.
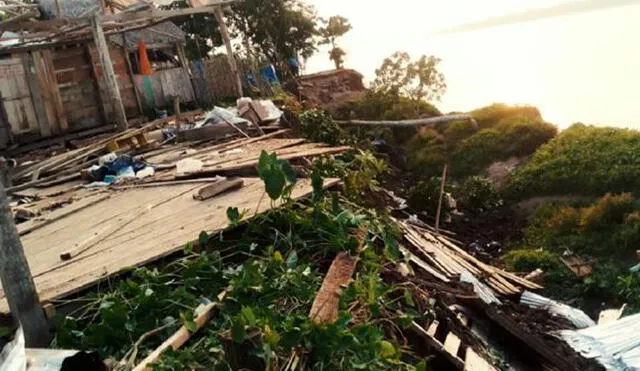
[34,0,186,48]
[109,21,186,49]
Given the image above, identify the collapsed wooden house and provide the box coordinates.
[0,0,241,150]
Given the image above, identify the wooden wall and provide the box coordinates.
[88,44,140,120]
[0,57,39,135]
[134,67,195,109]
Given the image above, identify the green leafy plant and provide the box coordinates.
[300,109,347,146]
[506,124,640,198]
[457,176,503,213]
[257,150,297,200]
[407,177,450,216]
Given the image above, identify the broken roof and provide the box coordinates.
[559,312,640,370]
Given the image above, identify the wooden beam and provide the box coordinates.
[91,13,128,131]
[0,179,49,347]
[122,35,144,116]
[213,7,243,98]
[22,52,51,138]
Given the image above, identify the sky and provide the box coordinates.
[304,0,640,128]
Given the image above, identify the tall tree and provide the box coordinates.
[160,0,222,60]
[372,51,447,112]
[231,0,318,72]
[319,15,352,69]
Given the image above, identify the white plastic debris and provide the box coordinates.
[135,167,155,179]
[0,327,26,371]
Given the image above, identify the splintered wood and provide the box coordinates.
[309,252,358,324]
[400,221,541,296]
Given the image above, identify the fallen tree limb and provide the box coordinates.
[335,115,478,129]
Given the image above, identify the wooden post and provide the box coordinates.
[434,164,448,234]
[22,53,51,138]
[213,7,243,98]
[123,34,144,117]
[91,13,128,132]
[0,179,49,347]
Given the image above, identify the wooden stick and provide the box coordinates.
[132,290,228,371]
[435,164,448,234]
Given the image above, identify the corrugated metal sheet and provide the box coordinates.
[559,312,640,370]
[460,271,501,305]
[520,291,595,329]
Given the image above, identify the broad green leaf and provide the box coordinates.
[264,171,286,200]
[226,207,241,224]
[379,340,396,358]
[241,306,257,326]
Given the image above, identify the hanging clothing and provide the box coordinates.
[259,64,280,86]
[138,40,153,76]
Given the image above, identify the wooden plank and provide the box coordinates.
[91,13,127,131]
[412,322,465,370]
[0,178,339,314]
[309,251,359,323]
[42,49,68,131]
[193,178,244,201]
[464,348,496,371]
[22,52,51,137]
[17,193,111,236]
[444,333,462,357]
[132,290,228,371]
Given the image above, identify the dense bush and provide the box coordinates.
[502,249,561,273]
[407,177,450,216]
[506,124,640,198]
[300,109,346,146]
[508,193,640,314]
[456,176,503,213]
[404,104,555,179]
[470,103,542,129]
[334,90,442,122]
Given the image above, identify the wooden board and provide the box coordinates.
[0,57,39,135]
[0,177,339,313]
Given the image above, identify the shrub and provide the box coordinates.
[506,124,640,198]
[450,129,503,176]
[300,109,346,146]
[457,176,503,213]
[502,249,561,273]
[470,103,542,129]
[334,90,442,122]
[579,193,636,232]
[407,177,450,216]
[493,117,557,157]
